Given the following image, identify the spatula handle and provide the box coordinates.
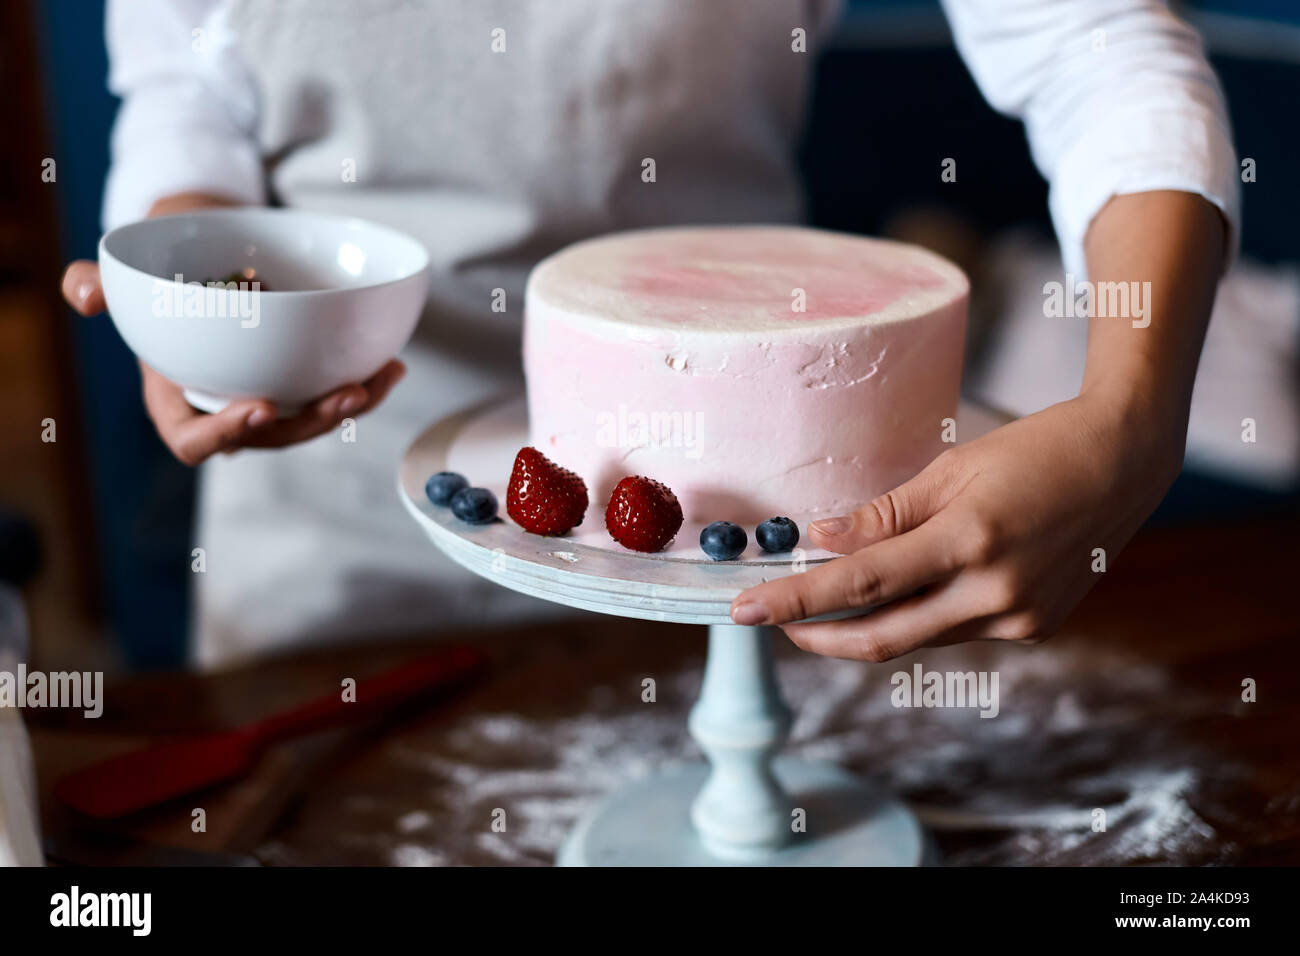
[251,645,486,744]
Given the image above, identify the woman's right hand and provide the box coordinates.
[60,194,407,467]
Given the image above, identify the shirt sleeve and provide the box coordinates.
[102,0,265,229]
[940,0,1240,278]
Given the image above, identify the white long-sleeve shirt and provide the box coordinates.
[105,0,1239,279]
[939,0,1239,275]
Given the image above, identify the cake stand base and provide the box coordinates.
[557,758,924,867]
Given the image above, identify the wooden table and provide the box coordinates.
[27,515,1300,866]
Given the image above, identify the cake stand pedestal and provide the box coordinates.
[399,395,1006,865]
[557,624,922,865]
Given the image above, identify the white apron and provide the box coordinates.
[195,0,839,667]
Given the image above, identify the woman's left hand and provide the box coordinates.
[729,387,1183,661]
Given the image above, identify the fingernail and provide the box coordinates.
[247,408,274,428]
[76,281,95,304]
[339,394,363,415]
[731,602,769,626]
[810,516,851,535]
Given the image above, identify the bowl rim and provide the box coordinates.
[98,207,431,297]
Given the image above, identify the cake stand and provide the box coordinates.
[398,395,1008,866]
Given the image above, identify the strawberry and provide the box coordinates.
[506,447,589,536]
[605,476,683,553]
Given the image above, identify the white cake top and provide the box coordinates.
[527,225,968,333]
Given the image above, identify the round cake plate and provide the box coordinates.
[398,394,1009,866]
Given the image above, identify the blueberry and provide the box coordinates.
[425,471,468,506]
[756,517,799,553]
[700,521,747,561]
[449,487,498,524]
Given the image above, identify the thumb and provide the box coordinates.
[808,459,950,554]
[62,261,106,316]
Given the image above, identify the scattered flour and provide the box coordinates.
[263,635,1259,866]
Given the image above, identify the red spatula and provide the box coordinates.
[54,644,487,819]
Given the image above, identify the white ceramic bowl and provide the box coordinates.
[98,208,429,413]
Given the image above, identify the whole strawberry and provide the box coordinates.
[506,447,589,536]
[605,476,683,553]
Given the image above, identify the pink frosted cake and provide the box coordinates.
[523,226,967,524]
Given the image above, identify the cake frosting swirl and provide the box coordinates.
[523,226,967,524]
